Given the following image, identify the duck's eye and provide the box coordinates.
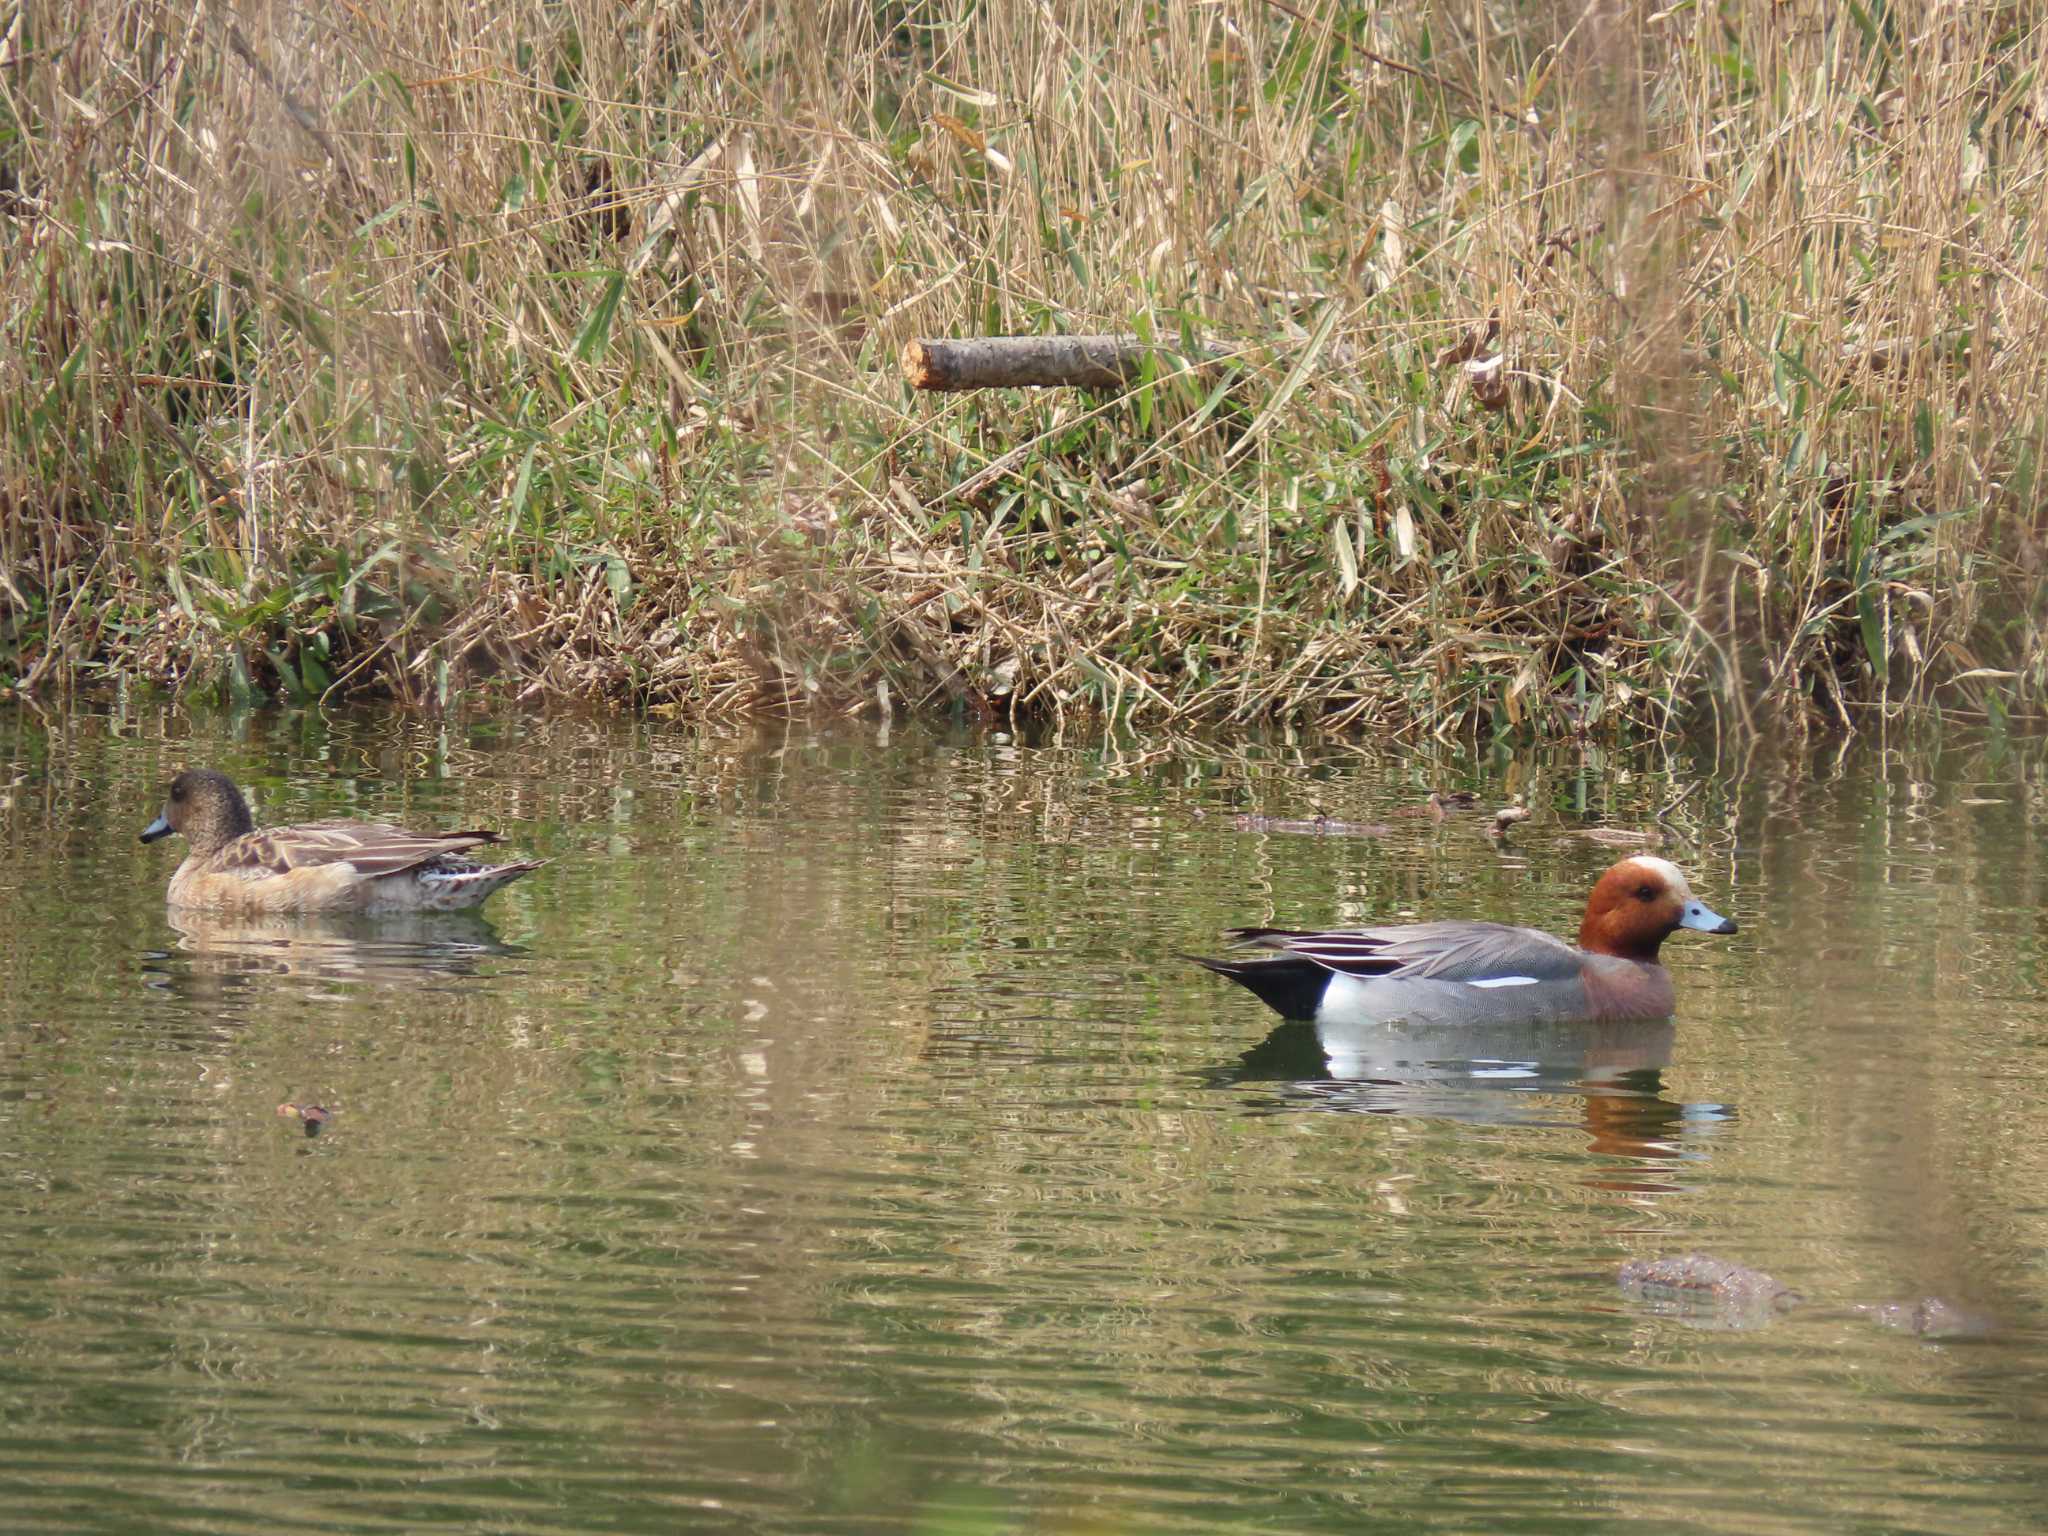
[1635,884,1657,900]
[170,785,184,801]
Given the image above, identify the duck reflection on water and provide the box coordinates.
[144,906,524,997]
[1210,1014,1731,1191]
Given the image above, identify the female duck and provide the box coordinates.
[140,768,543,914]
[1192,855,1735,1026]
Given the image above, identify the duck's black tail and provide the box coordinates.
[1183,953,1330,1022]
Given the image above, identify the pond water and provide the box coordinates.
[2,703,2047,1534]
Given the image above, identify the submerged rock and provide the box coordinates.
[1858,1296,1999,1340]
[1617,1253,1803,1330]
[1619,1258,2001,1341]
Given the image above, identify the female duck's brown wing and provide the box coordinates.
[216,822,505,878]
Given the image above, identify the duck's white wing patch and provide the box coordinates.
[1466,975,1540,989]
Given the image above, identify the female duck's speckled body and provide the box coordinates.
[140,769,544,914]
[1191,855,1736,1026]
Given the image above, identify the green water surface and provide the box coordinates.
[2,704,2045,1534]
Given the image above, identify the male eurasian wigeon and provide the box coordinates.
[1191,855,1736,1026]
[140,769,544,913]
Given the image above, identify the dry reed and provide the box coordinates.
[1,0,2043,738]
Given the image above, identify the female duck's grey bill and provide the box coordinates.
[1679,900,1737,935]
[139,815,173,844]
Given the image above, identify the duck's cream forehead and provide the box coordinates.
[1620,854,1692,898]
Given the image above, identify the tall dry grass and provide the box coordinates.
[1,0,2042,736]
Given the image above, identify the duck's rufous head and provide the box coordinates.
[1578,855,1736,961]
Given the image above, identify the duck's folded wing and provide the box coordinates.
[1222,920,1583,983]
[222,823,503,878]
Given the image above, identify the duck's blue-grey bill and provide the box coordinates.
[139,815,172,844]
[1679,901,1737,935]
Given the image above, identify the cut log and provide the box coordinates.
[902,335,1177,392]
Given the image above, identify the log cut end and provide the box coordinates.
[901,338,945,391]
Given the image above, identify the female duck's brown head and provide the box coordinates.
[1578,854,1737,961]
[140,769,256,856]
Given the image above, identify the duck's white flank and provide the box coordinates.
[1319,972,1374,1020]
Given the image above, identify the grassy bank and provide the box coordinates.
[2,0,2043,737]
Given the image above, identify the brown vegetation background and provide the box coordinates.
[1,0,2043,737]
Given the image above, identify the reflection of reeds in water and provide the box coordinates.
[3,717,2046,1523]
